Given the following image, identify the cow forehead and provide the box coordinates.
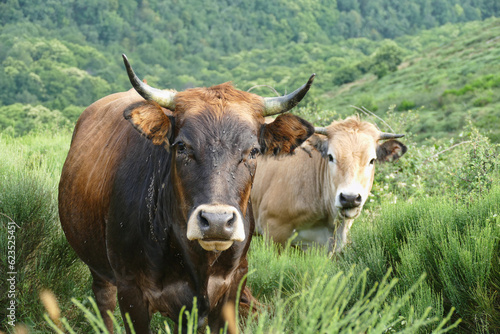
[177,111,259,153]
[326,118,379,162]
[174,82,264,127]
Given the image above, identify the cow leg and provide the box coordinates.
[116,283,151,334]
[264,217,296,249]
[239,285,260,320]
[90,270,117,333]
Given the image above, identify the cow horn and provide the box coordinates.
[379,132,405,140]
[262,74,315,116]
[314,127,328,135]
[122,54,177,110]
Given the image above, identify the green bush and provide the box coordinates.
[42,260,460,334]
[369,119,499,206]
[452,127,499,200]
[333,65,361,85]
[0,104,72,137]
[398,99,416,111]
[472,96,491,107]
[356,94,379,112]
[369,41,404,78]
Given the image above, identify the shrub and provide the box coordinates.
[452,127,499,201]
[398,99,416,111]
[333,65,361,85]
[42,258,460,333]
[369,41,404,78]
[472,96,491,107]
[357,94,379,112]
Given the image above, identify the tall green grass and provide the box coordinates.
[246,238,460,333]
[43,263,460,334]
[341,183,500,333]
[0,129,93,333]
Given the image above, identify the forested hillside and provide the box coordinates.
[0,0,499,140]
[1,2,500,333]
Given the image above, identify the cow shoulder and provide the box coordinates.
[377,140,407,162]
[259,114,314,155]
[124,101,174,146]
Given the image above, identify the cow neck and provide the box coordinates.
[142,148,174,245]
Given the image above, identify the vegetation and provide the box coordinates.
[1,1,500,333]
[1,1,500,141]
[322,19,500,142]
[1,115,498,333]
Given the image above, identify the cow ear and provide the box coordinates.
[305,134,329,157]
[124,101,174,146]
[377,140,408,162]
[259,114,314,155]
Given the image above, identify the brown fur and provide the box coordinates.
[175,82,264,126]
[124,101,173,146]
[260,113,314,155]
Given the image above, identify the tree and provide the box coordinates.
[370,41,404,78]
[334,65,361,85]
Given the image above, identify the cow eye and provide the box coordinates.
[175,141,187,154]
[328,154,335,163]
[249,148,260,159]
[369,158,376,165]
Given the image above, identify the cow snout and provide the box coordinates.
[199,210,236,238]
[339,193,362,208]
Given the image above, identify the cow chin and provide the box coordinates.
[338,208,361,219]
[198,240,234,252]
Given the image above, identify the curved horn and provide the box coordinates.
[379,132,405,140]
[262,74,315,116]
[314,127,328,135]
[122,54,176,110]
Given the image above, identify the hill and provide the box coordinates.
[319,18,500,142]
[0,1,499,141]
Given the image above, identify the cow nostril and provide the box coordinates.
[199,211,210,228]
[354,195,362,206]
[339,193,346,203]
[226,213,236,227]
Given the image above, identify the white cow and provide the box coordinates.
[251,116,407,253]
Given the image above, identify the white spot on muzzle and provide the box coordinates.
[187,204,245,251]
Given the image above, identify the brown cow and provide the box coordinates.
[251,116,407,254]
[58,55,315,333]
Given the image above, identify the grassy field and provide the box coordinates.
[1,112,498,333]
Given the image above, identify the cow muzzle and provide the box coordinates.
[337,192,363,219]
[187,204,245,252]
